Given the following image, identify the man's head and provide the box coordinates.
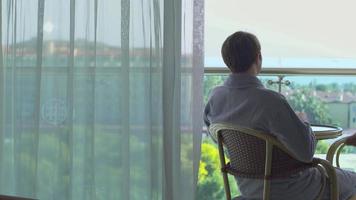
[221,31,262,74]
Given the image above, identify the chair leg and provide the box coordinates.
[222,171,231,200]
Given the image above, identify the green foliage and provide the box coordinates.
[315,141,329,154]
[341,146,356,154]
[197,140,225,200]
[343,83,356,93]
[286,88,332,125]
[315,84,327,92]
[197,139,240,200]
[314,83,344,93]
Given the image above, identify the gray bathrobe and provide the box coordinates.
[204,73,356,200]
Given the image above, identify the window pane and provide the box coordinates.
[200,74,356,198]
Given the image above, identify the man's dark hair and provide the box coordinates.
[221,31,261,73]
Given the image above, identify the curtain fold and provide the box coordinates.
[162,0,181,199]
[0,0,204,199]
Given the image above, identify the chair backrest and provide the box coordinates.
[209,123,314,200]
[220,129,313,179]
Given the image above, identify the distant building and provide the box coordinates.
[313,91,356,128]
[281,89,356,129]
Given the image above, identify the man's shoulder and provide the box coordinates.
[206,85,231,100]
[209,85,286,100]
[253,88,290,110]
[210,85,227,95]
[255,87,286,101]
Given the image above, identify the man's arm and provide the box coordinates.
[268,97,316,163]
[204,102,218,143]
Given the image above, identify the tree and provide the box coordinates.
[315,84,327,92]
[286,88,332,125]
[197,139,240,200]
[197,141,225,200]
[343,83,356,93]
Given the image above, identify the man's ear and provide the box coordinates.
[255,53,262,63]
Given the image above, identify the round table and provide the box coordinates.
[311,124,342,140]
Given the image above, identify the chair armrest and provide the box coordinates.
[326,131,356,167]
[326,137,348,167]
[312,158,339,200]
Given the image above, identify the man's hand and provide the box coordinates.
[295,111,309,122]
[345,132,356,146]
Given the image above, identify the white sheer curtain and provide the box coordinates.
[0,0,204,200]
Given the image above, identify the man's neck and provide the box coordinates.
[246,64,259,76]
[230,64,260,76]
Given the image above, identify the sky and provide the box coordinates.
[205,0,356,68]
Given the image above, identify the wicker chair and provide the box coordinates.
[209,123,339,200]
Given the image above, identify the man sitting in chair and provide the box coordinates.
[204,31,356,200]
